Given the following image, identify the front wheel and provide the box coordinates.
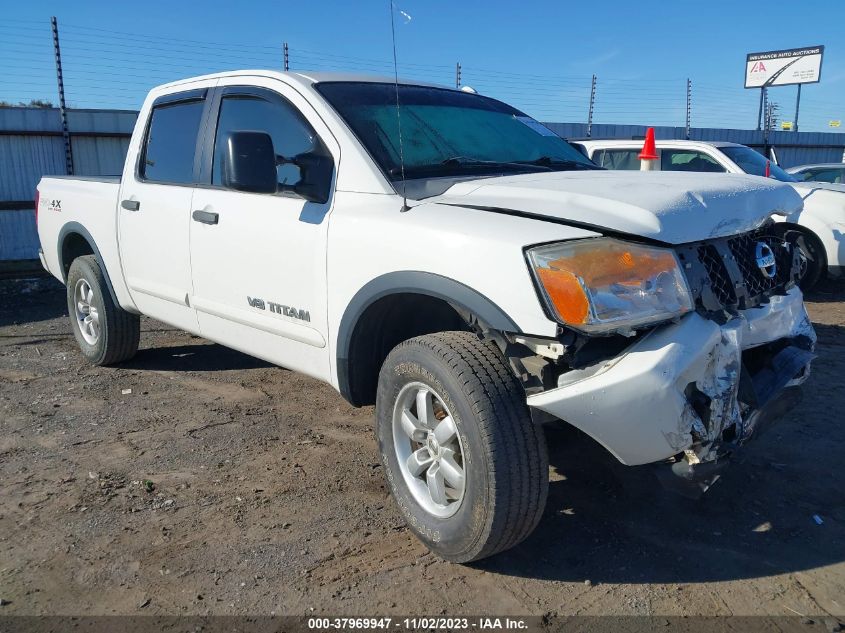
[66,255,140,366]
[375,331,548,563]
[794,231,827,291]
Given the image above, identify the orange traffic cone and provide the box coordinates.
[639,127,658,171]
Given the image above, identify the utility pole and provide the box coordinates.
[455,62,461,89]
[763,89,769,129]
[685,78,692,140]
[283,42,289,71]
[51,16,73,176]
[794,83,802,132]
[768,102,781,130]
[587,74,596,138]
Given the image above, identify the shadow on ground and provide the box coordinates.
[0,277,67,327]
[124,343,273,372]
[803,277,845,304]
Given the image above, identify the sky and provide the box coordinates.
[1,0,844,132]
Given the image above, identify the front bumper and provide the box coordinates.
[527,287,815,468]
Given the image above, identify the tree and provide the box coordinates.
[0,99,55,108]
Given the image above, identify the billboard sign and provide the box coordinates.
[745,46,824,88]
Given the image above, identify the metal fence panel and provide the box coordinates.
[0,107,133,261]
[0,135,67,201]
[71,136,131,176]
[0,107,63,133]
[0,209,39,260]
[66,109,138,135]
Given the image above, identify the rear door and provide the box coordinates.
[188,81,338,381]
[118,88,212,333]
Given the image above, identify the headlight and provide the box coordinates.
[526,238,693,334]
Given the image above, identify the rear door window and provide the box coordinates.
[141,99,205,184]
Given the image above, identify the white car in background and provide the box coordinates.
[575,139,845,289]
[786,163,845,185]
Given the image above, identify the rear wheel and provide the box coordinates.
[376,331,548,563]
[66,255,140,365]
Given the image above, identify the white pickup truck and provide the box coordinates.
[576,139,845,289]
[37,71,816,563]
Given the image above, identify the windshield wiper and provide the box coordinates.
[514,156,602,170]
[440,156,552,171]
[389,156,552,178]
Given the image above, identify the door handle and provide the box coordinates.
[192,210,219,225]
[121,199,140,211]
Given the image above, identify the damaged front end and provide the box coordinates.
[523,225,816,498]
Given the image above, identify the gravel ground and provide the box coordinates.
[1,276,844,619]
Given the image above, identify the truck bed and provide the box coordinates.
[36,176,126,304]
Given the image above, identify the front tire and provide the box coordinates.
[376,331,548,563]
[66,255,140,366]
[794,231,827,291]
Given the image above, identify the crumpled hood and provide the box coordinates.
[429,171,803,244]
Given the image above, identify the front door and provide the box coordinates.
[188,81,337,381]
[118,88,211,333]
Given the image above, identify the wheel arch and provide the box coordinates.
[57,222,120,308]
[772,221,828,263]
[336,271,522,407]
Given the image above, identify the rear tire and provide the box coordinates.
[376,331,548,563]
[66,255,140,366]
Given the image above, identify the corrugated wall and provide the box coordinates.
[1,106,842,262]
[0,107,135,261]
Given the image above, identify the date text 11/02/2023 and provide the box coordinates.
[306,617,529,630]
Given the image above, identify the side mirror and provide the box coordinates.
[222,131,278,194]
[293,150,334,204]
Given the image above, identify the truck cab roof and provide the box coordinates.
[156,69,452,94]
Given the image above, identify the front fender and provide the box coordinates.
[335,270,523,403]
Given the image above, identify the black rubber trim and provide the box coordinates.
[151,88,207,107]
[335,271,521,403]
[56,221,120,308]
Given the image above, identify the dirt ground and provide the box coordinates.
[1,276,844,619]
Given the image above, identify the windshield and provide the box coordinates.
[721,146,797,182]
[315,82,597,181]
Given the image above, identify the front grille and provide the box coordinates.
[696,243,737,307]
[677,226,798,315]
[726,230,793,296]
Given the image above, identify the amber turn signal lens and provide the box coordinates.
[535,268,590,324]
